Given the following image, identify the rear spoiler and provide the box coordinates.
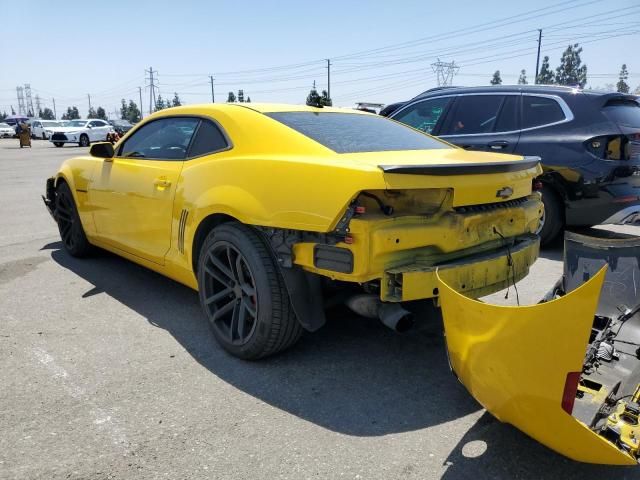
[597,92,639,108]
[378,156,540,176]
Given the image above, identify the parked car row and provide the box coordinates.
[382,85,640,244]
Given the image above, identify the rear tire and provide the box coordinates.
[537,186,564,246]
[55,182,92,257]
[197,222,302,360]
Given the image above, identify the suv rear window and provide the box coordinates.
[266,112,450,153]
[522,96,565,129]
[603,99,640,128]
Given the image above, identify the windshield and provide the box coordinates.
[66,120,87,128]
[42,121,61,127]
[265,111,450,153]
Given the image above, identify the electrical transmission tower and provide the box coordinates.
[431,59,459,87]
[145,67,159,115]
[16,87,26,115]
[35,95,42,115]
[24,84,35,116]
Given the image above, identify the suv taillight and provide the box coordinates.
[585,134,640,161]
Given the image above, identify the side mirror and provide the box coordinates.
[90,142,114,159]
[86,125,92,129]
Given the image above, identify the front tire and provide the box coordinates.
[79,134,90,147]
[197,222,302,360]
[55,182,92,257]
[53,142,63,148]
[42,133,46,140]
[537,186,564,246]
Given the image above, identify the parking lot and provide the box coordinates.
[1,139,639,480]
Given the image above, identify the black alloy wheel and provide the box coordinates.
[202,241,259,347]
[79,134,90,147]
[197,223,302,360]
[55,182,92,257]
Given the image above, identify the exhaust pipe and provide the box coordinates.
[345,294,414,333]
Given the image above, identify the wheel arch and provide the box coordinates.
[190,212,326,333]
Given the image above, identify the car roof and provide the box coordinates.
[153,103,372,116]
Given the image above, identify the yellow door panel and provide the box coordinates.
[89,158,182,264]
[437,267,636,465]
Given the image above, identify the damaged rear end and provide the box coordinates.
[438,229,640,465]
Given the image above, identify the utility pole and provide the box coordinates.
[535,29,543,84]
[138,86,143,119]
[35,95,41,116]
[326,59,331,100]
[209,75,215,103]
[146,67,158,115]
[87,93,92,114]
[52,98,57,119]
[16,87,25,115]
[24,84,34,117]
[431,59,459,87]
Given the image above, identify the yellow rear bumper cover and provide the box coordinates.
[437,266,636,465]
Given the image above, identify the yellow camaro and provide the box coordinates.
[44,103,542,361]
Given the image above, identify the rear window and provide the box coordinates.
[522,96,565,129]
[603,100,640,128]
[265,111,450,153]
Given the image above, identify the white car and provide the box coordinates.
[30,120,63,140]
[49,119,114,147]
[0,122,15,138]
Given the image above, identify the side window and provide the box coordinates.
[494,96,519,132]
[522,96,565,129]
[188,120,229,157]
[89,121,101,127]
[442,95,504,135]
[392,97,451,134]
[118,117,199,160]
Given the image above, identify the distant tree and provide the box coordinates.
[38,108,43,118]
[227,91,236,102]
[0,111,7,121]
[95,107,107,120]
[126,100,141,123]
[172,92,182,107]
[555,44,587,88]
[537,56,554,84]
[518,69,528,85]
[306,88,322,106]
[120,99,128,120]
[62,106,80,120]
[490,70,502,85]
[88,107,97,118]
[238,89,245,102]
[617,64,630,93]
[635,85,640,95]
[319,90,332,106]
[155,95,166,111]
[40,108,55,120]
[27,109,34,117]
[11,106,16,115]
[246,96,251,103]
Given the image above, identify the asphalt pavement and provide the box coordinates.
[1,139,640,479]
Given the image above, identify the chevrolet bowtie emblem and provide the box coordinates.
[496,186,513,199]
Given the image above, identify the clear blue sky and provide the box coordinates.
[1,0,638,118]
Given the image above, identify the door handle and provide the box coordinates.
[488,140,509,150]
[154,178,171,188]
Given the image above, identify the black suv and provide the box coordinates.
[385,85,640,244]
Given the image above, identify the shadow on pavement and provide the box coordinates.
[49,241,640,476]
[48,243,480,437]
[441,412,639,480]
